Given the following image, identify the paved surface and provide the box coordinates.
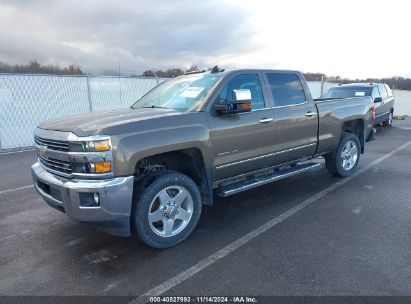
[0,120,411,297]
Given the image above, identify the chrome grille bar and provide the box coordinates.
[38,155,72,175]
[34,136,69,152]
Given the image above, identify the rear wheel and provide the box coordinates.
[383,110,393,127]
[132,171,202,249]
[325,132,361,177]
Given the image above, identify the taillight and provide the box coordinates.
[371,104,376,120]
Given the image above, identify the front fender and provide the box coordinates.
[111,112,212,176]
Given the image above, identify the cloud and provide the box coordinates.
[1,0,410,78]
[0,0,255,73]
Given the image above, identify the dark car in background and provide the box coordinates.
[322,83,395,126]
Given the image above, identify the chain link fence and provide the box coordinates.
[0,74,163,150]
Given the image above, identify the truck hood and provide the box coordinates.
[38,108,181,136]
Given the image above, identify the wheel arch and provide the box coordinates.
[134,148,214,206]
[341,119,365,154]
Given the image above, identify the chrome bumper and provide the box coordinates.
[31,162,134,237]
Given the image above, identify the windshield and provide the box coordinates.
[131,74,221,112]
[322,86,372,99]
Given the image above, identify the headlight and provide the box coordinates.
[94,140,110,151]
[84,140,110,152]
[69,139,111,152]
[67,135,113,176]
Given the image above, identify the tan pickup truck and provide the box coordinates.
[32,68,375,248]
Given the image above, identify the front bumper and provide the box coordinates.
[31,162,134,237]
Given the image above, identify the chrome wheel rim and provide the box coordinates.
[389,112,393,125]
[148,186,193,237]
[341,140,358,171]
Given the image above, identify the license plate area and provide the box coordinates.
[37,180,62,202]
[50,187,62,202]
[37,179,51,195]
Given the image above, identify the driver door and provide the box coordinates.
[208,72,276,180]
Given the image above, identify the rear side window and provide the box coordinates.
[217,73,265,110]
[266,73,306,107]
[378,84,388,99]
[384,84,393,97]
[322,86,372,99]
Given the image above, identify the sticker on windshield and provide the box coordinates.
[181,87,204,98]
[355,92,366,96]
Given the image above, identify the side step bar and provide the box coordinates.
[216,162,321,197]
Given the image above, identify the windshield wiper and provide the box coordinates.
[141,105,168,109]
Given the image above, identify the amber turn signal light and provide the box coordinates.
[95,162,111,173]
[240,102,252,110]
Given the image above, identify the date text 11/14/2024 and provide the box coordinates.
[149,296,258,303]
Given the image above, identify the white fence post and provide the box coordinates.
[320,75,325,97]
[86,74,93,112]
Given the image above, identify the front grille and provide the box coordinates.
[39,155,72,176]
[34,136,69,152]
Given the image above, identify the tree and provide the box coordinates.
[186,65,198,72]
[0,60,84,75]
[141,68,184,78]
[303,72,326,81]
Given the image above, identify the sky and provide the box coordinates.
[0,0,410,79]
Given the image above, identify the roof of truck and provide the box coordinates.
[182,66,302,76]
[337,82,386,87]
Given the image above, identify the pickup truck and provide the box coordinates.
[322,82,395,126]
[31,68,375,248]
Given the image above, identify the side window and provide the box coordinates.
[371,87,380,99]
[384,84,393,97]
[266,73,306,107]
[217,74,265,110]
[378,84,388,99]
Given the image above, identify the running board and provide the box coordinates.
[216,162,321,197]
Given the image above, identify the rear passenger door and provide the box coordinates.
[377,84,392,122]
[264,72,318,165]
[371,86,384,123]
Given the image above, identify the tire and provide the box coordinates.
[383,110,393,127]
[132,170,202,249]
[324,132,361,177]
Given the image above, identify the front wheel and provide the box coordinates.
[325,132,361,177]
[132,171,202,249]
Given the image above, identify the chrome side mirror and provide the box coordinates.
[233,89,252,101]
[212,89,252,115]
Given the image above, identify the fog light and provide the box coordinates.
[79,192,100,207]
[93,193,100,205]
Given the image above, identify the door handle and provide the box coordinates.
[305,111,316,117]
[259,118,274,123]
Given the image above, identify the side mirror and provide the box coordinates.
[233,89,252,102]
[213,89,252,115]
[374,97,383,103]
